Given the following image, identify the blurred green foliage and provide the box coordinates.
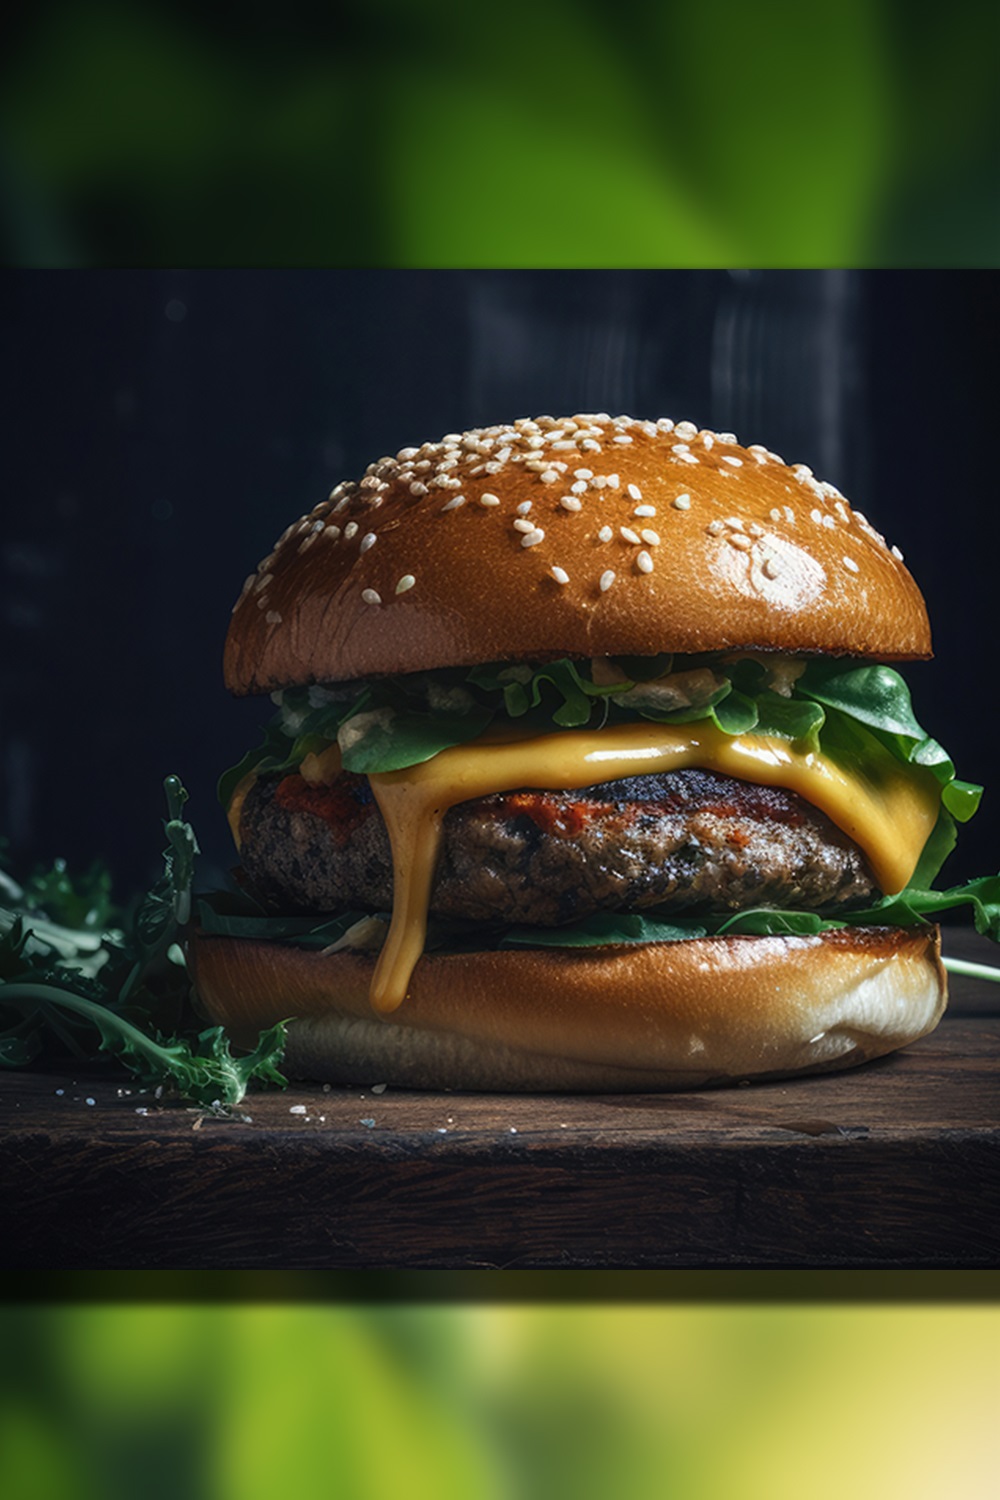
[1,1302,997,1499]
[0,0,996,264]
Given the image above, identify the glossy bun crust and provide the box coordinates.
[225,414,931,694]
[191,925,946,1091]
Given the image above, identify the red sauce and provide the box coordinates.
[503,791,598,839]
[274,772,374,847]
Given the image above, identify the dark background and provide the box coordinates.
[1,269,996,899]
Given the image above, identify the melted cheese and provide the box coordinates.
[226,772,258,850]
[368,720,941,1016]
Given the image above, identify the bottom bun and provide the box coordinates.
[190,924,946,1092]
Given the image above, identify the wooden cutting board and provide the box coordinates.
[2,928,997,1270]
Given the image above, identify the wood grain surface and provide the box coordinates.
[2,928,997,1270]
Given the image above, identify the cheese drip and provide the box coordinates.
[368,720,941,1016]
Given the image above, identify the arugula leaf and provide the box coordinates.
[339,705,493,774]
[0,980,286,1107]
[0,778,287,1106]
[501,912,709,947]
[799,660,982,817]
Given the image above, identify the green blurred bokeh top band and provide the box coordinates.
[1,0,997,266]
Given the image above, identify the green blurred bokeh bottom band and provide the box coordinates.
[1,1298,997,1500]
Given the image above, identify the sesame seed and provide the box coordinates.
[701,433,714,450]
[634,504,656,518]
[724,517,745,530]
[672,494,691,510]
[344,521,359,539]
[598,525,613,542]
[810,508,823,524]
[892,544,904,560]
[722,455,743,467]
[783,506,795,524]
[361,588,381,605]
[729,533,752,551]
[516,500,533,515]
[574,469,594,480]
[539,470,559,483]
[672,443,690,455]
[675,420,698,440]
[842,556,860,573]
[707,520,726,535]
[551,565,570,585]
[571,480,588,495]
[640,529,660,546]
[627,483,643,501]
[636,550,654,574]
[551,440,577,451]
[613,434,633,444]
[360,532,377,553]
[513,517,535,533]
[769,508,782,522]
[496,447,512,462]
[521,529,545,548]
[747,522,765,537]
[395,574,416,593]
[822,514,836,529]
[265,610,282,624]
[717,432,738,444]
[591,475,609,490]
[441,495,466,511]
[560,496,583,512]
[581,439,602,452]
[657,417,675,432]
[607,474,620,488]
[483,461,503,474]
[480,493,500,507]
[599,569,616,592]
[620,526,641,544]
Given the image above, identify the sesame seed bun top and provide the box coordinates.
[225,413,931,694]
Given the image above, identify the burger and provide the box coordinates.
[192,412,984,1090]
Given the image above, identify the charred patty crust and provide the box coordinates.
[236,768,878,926]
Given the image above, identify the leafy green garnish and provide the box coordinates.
[193,871,1000,960]
[0,777,287,1108]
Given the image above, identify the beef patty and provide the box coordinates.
[236,767,878,926]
